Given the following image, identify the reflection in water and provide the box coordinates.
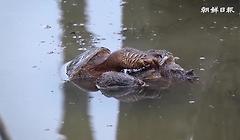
[60,0,93,139]
[0,117,11,140]
[117,88,199,140]
[86,0,123,52]
[86,0,122,140]
[60,0,240,140]
[60,0,122,139]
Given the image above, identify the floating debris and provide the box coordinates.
[44,25,52,29]
[48,51,54,54]
[79,23,85,27]
[200,26,204,29]
[44,128,50,131]
[209,105,215,109]
[73,23,78,26]
[219,38,224,42]
[78,48,87,51]
[72,36,77,39]
[200,57,206,60]
[200,68,205,71]
[189,100,195,104]
[32,65,37,68]
[72,3,77,6]
[122,27,128,31]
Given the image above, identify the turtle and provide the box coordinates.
[66,47,198,91]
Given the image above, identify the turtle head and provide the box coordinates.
[161,62,199,82]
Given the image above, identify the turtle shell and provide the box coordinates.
[96,71,146,89]
[66,47,110,80]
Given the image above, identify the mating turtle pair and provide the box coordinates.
[66,47,198,91]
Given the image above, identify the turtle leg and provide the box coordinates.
[104,47,160,71]
[137,57,160,69]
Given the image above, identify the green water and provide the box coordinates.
[1,0,240,140]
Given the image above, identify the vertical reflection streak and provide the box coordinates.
[86,0,123,52]
[85,0,123,140]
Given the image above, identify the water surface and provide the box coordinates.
[1,0,240,140]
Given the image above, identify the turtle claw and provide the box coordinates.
[159,56,168,65]
[186,69,199,82]
[186,69,194,76]
[159,55,174,65]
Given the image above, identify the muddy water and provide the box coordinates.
[1,0,240,140]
